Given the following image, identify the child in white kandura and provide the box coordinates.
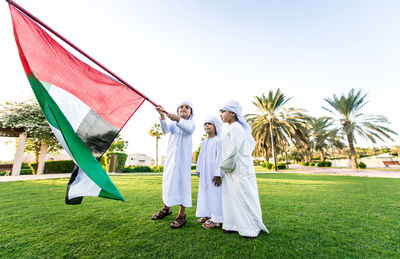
[152,101,195,228]
[196,115,224,229]
[219,100,269,238]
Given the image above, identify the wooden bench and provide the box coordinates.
[0,164,13,176]
[0,164,13,171]
[383,161,400,168]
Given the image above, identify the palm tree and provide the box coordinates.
[246,89,309,170]
[327,134,346,160]
[149,123,164,166]
[323,88,397,169]
[308,116,343,161]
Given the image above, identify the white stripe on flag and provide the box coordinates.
[48,84,90,132]
[68,167,102,199]
[49,125,76,163]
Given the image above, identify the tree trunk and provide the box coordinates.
[320,150,324,161]
[264,145,269,163]
[33,144,41,174]
[35,145,40,164]
[346,132,358,169]
[156,137,159,166]
[270,122,278,171]
[285,150,289,168]
[305,150,312,163]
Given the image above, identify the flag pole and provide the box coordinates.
[7,0,169,114]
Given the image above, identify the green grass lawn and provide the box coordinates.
[1,174,400,258]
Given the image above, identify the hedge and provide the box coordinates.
[30,160,75,174]
[20,169,33,175]
[317,161,332,167]
[123,165,152,173]
[151,165,164,172]
[358,161,367,169]
[0,171,9,176]
[104,152,128,172]
[261,162,273,169]
[273,162,287,170]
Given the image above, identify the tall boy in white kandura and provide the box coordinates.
[219,100,269,238]
[196,115,224,229]
[152,101,195,228]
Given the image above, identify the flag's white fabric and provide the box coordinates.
[220,121,268,236]
[196,116,223,223]
[160,100,195,207]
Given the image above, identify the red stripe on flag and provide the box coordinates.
[9,5,145,129]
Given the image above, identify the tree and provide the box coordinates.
[323,89,397,169]
[246,89,309,170]
[192,134,207,163]
[107,134,128,153]
[308,116,343,161]
[149,123,164,166]
[0,100,62,167]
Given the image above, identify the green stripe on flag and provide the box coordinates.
[27,73,124,201]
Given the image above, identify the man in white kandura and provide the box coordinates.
[152,100,195,228]
[219,100,269,238]
[196,115,223,229]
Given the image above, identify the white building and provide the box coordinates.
[126,153,155,167]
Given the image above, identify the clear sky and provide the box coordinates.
[1,0,399,161]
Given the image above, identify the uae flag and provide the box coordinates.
[9,4,145,203]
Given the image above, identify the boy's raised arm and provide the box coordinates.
[176,119,195,134]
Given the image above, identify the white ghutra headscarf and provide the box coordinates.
[177,100,194,120]
[220,100,256,151]
[203,115,222,136]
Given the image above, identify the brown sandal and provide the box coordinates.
[202,220,220,229]
[152,207,172,220]
[170,214,186,228]
[197,217,210,224]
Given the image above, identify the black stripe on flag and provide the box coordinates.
[76,109,119,159]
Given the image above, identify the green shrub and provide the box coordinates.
[151,165,164,172]
[358,161,367,169]
[21,163,30,169]
[104,152,128,172]
[300,162,309,166]
[123,166,152,173]
[253,159,262,166]
[317,161,332,167]
[272,162,287,170]
[261,162,275,169]
[20,169,33,175]
[310,162,316,166]
[326,161,332,167]
[30,160,75,174]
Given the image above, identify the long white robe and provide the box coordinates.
[161,118,195,207]
[196,136,223,223]
[220,122,268,236]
